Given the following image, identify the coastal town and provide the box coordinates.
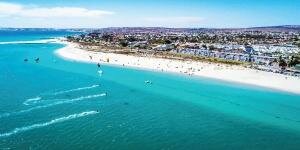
[66,27,300,77]
[2,0,300,149]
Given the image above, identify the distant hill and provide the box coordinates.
[93,26,300,33]
[248,25,300,32]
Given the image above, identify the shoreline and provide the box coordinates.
[55,41,300,94]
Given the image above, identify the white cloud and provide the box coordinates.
[0,2,114,18]
[0,2,22,15]
[0,2,204,28]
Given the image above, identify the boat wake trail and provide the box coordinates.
[23,84,100,106]
[51,84,100,96]
[0,93,106,119]
[0,111,99,138]
[23,96,42,105]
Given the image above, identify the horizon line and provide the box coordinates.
[1,25,300,30]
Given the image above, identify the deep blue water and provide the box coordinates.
[0,30,300,150]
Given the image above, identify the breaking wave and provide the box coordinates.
[0,111,99,138]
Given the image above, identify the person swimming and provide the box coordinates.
[97,63,101,68]
[24,58,28,62]
[34,58,40,63]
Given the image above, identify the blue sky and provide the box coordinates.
[0,0,299,28]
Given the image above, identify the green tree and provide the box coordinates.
[278,56,287,70]
[119,40,128,47]
[288,55,300,67]
[164,39,172,44]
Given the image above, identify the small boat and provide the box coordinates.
[144,80,152,84]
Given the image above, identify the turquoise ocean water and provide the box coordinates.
[0,30,300,149]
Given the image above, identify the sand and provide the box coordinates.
[55,41,300,94]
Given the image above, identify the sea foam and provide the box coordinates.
[0,111,99,138]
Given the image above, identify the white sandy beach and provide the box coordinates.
[55,41,300,94]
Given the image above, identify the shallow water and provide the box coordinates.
[0,30,300,150]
